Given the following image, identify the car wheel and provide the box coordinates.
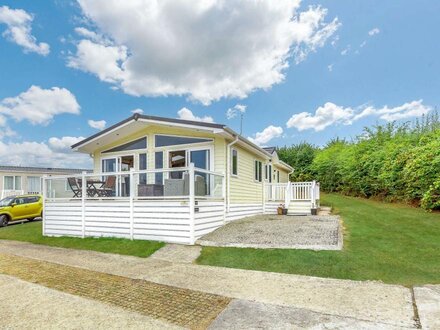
[0,215,9,227]
[28,217,35,222]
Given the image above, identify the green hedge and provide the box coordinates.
[278,113,440,210]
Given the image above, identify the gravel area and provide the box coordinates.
[197,214,343,250]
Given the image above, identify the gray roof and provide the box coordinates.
[262,147,277,154]
[0,165,91,174]
[71,113,226,149]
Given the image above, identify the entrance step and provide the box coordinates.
[288,201,312,215]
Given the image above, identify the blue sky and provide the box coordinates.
[0,0,438,167]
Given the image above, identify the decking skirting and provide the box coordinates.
[44,199,285,244]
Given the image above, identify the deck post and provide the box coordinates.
[42,175,47,236]
[81,171,86,238]
[262,178,266,214]
[129,168,135,240]
[189,163,195,244]
[311,180,316,209]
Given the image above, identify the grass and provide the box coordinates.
[197,193,440,286]
[0,221,164,258]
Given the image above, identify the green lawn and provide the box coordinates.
[197,194,440,286]
[0,221,164,258]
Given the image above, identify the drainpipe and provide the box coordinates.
[226,136,239,213]
[287,168,294,182]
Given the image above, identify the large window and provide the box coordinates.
[102,137,147,153]
[254,160,262,182]
[231,149,238,176]
[155,135,211,148]
[4,176,21,190]
[27,176,41,193]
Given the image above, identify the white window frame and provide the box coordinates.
[3,175,22,190]
[231,148,238,177]
[27,176,42,193]
[254,160,262,183]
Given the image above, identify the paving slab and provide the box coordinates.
[151,243,201,263]
[414,285,440,330]
[197,214,342,250]
[209,299,409,330]
[0,240,415,328]
[0,274,181,330]
[0,252,230,329]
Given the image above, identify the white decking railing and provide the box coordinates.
[265,181,320,208]
[42,164,226,244]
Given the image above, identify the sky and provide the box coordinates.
[0,0,438,168]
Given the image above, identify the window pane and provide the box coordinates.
[102,158,116,172]
[14,176,22,190]
[232,149,238,175]
[190,150,209,170]
[28,176,41,193]
[254,161,258,181]
[155,151,163,184]
[169,150,186,179]
[155,135,211,147]
[258,162,262,182]
[4,176,13,190]
[103,137,147,153]
[269,165,272,183]
[139,153,147,184]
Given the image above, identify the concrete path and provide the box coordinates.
[209,300,406,330]
[414,285,440,329]
[0,240,419,329]
[150,243,201,263]
[197,214,342,250]
[0,274,181,329]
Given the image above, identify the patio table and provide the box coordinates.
[78,179,105,197]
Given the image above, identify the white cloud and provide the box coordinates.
[74,27,106,44]
[0,86,80,125]
[88,119,106,130]
[340,45,350,56]
[248,125,283,146]
[327,64,334,72]
[0,138,91,168]
[360,41,367,48]
[226,104,247,120]
[287,100,432,132]
[48,136,85,152]
[354,100,432,122]
[291,6,341,64]
[287,102,354,131]
[177,107,214,123]
[67,39,127,83]
[368,28,380,36]
[0,6,49,55]
[131,108,144,115]
[69,0,339,105]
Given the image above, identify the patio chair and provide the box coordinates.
[97,176,116,197]
[195,175,207,196]
[67,177,82,198]
[164,173,189,196]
